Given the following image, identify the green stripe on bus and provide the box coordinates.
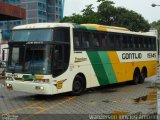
[85,26,97,30]
[73,24,87,29]
[98,52,117,84]
[87,51,117,86]
[73,24,97,30]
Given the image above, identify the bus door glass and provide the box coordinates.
[52,27,70,77]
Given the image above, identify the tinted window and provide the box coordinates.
[115,35,121,49]
[73,30,82,49]
[54,28,70,42]
[108,34,115,49]
[12,29,53,42]
[91,32,100,48]
[82,32,90,48]
[73,29,156,51]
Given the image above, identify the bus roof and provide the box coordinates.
[79,24,156,37]
[13,23,72,30]
[81,24,129,31]
[13,23,156,37]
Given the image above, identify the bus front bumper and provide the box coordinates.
[5,80,56,95]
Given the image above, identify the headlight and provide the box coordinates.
[35,86,44,90]
[6,77,13,81]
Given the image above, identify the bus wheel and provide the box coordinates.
[139,69,146,84]
[72,75,85,96]
[132,70,140,85]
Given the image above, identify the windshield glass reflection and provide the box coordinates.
[7,45,51,74]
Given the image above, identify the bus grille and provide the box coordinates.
[14,78,34,81]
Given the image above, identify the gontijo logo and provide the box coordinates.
[122,53,142,60]
[117,51,157,62]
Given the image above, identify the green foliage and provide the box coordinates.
[61,0,150,32]
[60,14,84,24]
[151,20,160,33]
[151,20,160,51]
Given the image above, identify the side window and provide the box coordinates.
[152,37,156,50]
[149,37,156,50]
[82,31,90,49]
[54,27,70,43]
[115,34,121,50]
[148,38,152,49]
[91,32,100,48]
[128,36,133,49]
[99,33,106,48]
[108,34,115,49]
[144,37,148,49]
[138,37,143,49]
[145,37,156,50]
[73,30,82,50]
[122,35,128,49]
[133,37,139,49]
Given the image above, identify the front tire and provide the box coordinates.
[72,75,85,96]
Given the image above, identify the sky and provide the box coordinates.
[63,0,160,23]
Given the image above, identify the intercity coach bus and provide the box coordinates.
[5,23,158,95]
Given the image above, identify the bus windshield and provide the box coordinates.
[7,45,51,74]
[11,29,53,42]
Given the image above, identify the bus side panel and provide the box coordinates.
[107,51,134,82]
[107,51,157,82]
[87,51,117,86]
[144,61,157,77]
[71,51,100,89]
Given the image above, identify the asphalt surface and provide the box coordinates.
[0,75,158,120]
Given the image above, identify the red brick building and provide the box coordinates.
[0,2,25,21]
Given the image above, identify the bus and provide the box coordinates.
[5,23,158,95]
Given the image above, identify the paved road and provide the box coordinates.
[0,77,157,120]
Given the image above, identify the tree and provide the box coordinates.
[97,1,150,31]
[61,0,150,32]
[97,0,116,25]
[151,20,160,34]
[151,20,160,52]
[81,4,99,23]
[60,14,84,24]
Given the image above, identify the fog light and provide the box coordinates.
[6,83,11,87]
[6,84,13,90]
